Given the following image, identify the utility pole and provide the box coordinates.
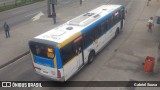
[47,0,52,17]
[52,4,56,24]
[80,0,82,5]
[47,0,57,17]
[52,4,55,14]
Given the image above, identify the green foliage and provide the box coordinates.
[0,0,44,12]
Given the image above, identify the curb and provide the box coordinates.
[0,51,29,69]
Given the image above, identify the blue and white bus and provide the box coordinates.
[29,5,125,81]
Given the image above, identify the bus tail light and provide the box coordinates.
[57,70,61,78]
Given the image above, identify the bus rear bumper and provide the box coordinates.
[35,71,65,82]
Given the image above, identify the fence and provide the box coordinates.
[0,0,44,12]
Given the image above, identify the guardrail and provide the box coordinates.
[0,0,44,12]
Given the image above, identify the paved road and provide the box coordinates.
[0,0,160,90]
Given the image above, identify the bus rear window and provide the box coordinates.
[29,43,55,59]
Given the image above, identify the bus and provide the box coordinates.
[29,5,125,81]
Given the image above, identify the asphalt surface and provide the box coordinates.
[0,0,160,90]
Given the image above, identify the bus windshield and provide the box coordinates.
[29,42,55,59]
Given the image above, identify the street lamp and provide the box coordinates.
[80,0,82,5]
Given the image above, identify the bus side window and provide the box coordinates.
[101,21,107,33]
[61,42,75,65]
[73,36,83,55]
[121,8,125,19]
[112,15,117,25]
[108,17,112,29]
[112,16,114,26]
[94,25,101,39]
[84,30,94,48]
[105,19,109,31]
[114,11,120,24]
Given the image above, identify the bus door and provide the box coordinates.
[73,36,84,69]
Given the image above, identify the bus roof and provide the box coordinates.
[35,5,123,44]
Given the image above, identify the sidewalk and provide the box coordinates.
[121,0,160,81]
[137,0,160,74]
[120,0,160,90]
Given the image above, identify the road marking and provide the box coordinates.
[31,11,44,21]
[25,12,39,17]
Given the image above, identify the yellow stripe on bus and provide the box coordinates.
[63,56,77,67]
[58,44,62,49]
[59,32,82,48]
[54,56,57,68]
[30,51,34,64]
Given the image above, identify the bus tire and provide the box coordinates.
[158,41,160,50]
[120,20,123,30]
[88,51,95,64]
[114,28,119,38]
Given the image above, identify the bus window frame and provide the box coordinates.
[29,42,55,59]
[60,42,76,66]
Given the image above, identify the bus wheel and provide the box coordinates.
[114,28,119,38]
[88,51,95,64]
[158,41,160,50]
[120,20,123,30]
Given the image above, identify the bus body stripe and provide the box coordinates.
[55,46,62,69]
[61,32,82,48]
[82,6,124,34]
[30,51,34,64]
[34,55,54,68]
[58,44,62,49]
[54,56,57,68]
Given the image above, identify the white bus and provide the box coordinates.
[29,5,125,81]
